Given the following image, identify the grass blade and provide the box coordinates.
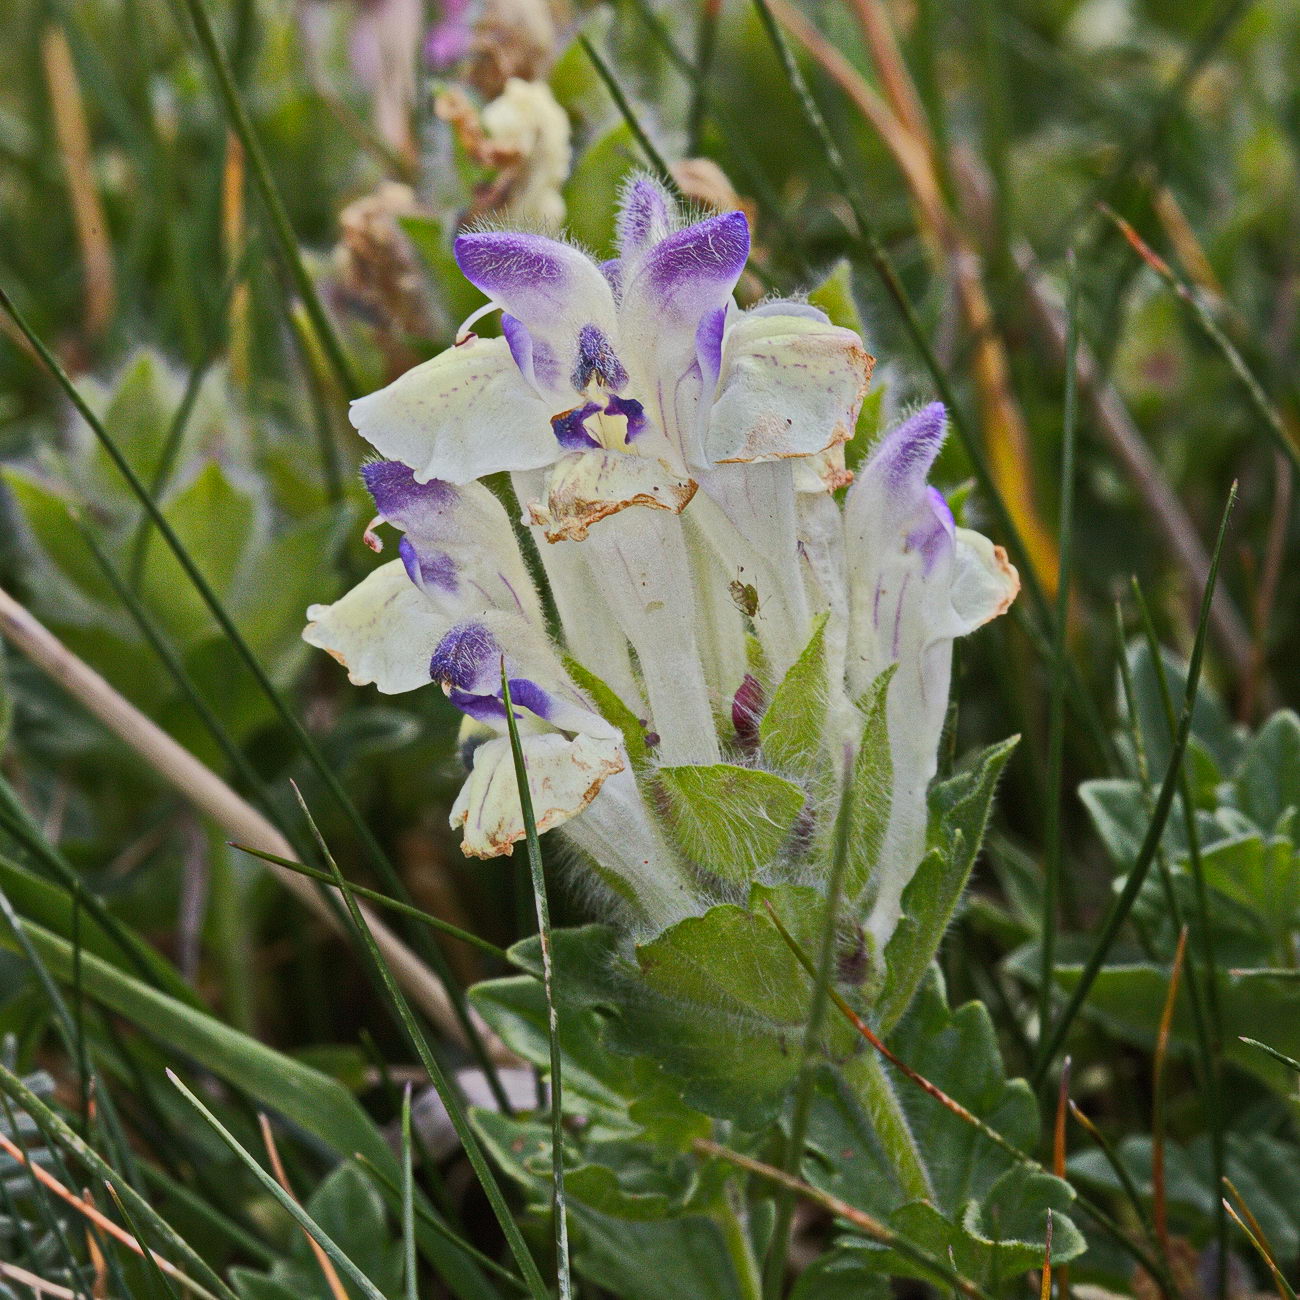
[1032,483,1238,1083]
[168,1072,386,1300]
[169,0,359,411]
[578,35,680,198]
[0,1062,239,1300]
[228,840,507,961]
[762,750,858,1298]
[289,784,551,1300]
[0,289,510,1107]
[1041,252,1081,1026]
[500,668,571,1298]
[401,1087,418,1300]
[1104,206,1300,474]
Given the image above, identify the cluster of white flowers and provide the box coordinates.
[304,178,1018,946]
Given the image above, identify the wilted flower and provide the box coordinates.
[305,176,1018,950]
[436,78,572,229]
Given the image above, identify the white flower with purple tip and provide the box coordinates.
[304,462,624,859]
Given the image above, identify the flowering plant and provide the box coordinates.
[304,178,1080,1295]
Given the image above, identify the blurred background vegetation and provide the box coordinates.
[0,0,1298,1293]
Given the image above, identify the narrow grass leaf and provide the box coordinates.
[168,1072,387,1300]
[1032,483,1238,1082]
[0,1062,239,1300]
[1041,253,1080,1023]
[289,784,551,1300]
[229,841,508,961]
[500,667,571,1299]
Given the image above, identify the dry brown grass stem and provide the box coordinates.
[0,1132,204,1296]
[259,1114,351,1300]
[0,584,515,1064]
[40,26,115,339]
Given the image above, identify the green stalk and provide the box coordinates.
[500,670,572,1298]
[843,1052,932,1201]
[1040,254,1080,1034]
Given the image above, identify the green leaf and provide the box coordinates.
[0,918,495,1300]
[1199,832,1300,947]
[1017,953,1300,1097]
[843,667,894,899]
[1071,1128,1300,1264]
[877,737,1018,1032]
[500,903,853,1127]
[806,972,1083,1287]
[231,507,351,671]
[138,460,258,643]
[1121,643,1240,778]
[657,764,805,882]
[1237,709,1300,832]
[298,1164,403,1294]
[760,614,829,779]
[623,885,854,1124]
[565,655,651,772]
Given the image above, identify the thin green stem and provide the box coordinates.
[500,669,571,1299]
[1040,254,1080,1032]
[762,749,856,1298]
[1032,484,1237,1083]
[170,0,360,410]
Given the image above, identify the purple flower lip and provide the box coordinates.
[875,402,948,490]
[617,177,675,258]
[454,231,571,294]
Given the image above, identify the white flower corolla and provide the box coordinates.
[347,177,872,760]
[304,462,621,856]
[843,404,1020,945]
[306,183,1018,947]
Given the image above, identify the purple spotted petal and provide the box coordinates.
[600,258,623,297]
[616,176,676,261]
[430,622,499,694]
